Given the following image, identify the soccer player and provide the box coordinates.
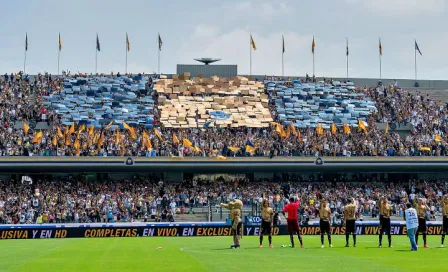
[282,197,304,248]
[344,198,357,247]
[404,203,418,251]
[319,199,332,248]
[441,195,448,247]
[415,198,430,248]
[259,199,274,248]
[378,196,392,248]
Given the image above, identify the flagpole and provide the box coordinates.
[158,34,160,74]
[250,35,252,76]
[58,49,60,76]
[95,47,98,74]
[24,48,27,74]
[379,55,382,81]
[282,51,284,77]
[312,53,315,77]
[346,38,349,79]
[414,40,417,82]
[125,41,128,74]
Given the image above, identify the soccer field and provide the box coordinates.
[0,235,445,272]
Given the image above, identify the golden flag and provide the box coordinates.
[78,124,86,134]
[74,138,80,150]
[245,145,256,153]
[290,122,296,136]
[216,155,227,160]
[297,130,301,141]
[250,35,257,50]
[88,133,94,147]
[193,146,202,153]
[65,133,71,145]
[115,129,121,144]
[385,123,389,135]
[276,123,286,138]
[183,138,193,148]
[105,121,113,130]
[97,131,105,150]
[123,122,136,139]
[68,123,75,134]
[121,141,126,156]
[142,131,152,149]
[32,131,43,144]
[23,122,30,134]
[331,123,337,135]
[269,121,279,127]
[316,124,324,135]
[173,133,180,144]
[343,124,351,135]
[52,135,57,146]
[57,126,64,138]
[312,36,316,54]
[88,125,95,136]
[93,132,99,144]
[285,126,291,138]
[358,120,368,135]
[435,134,442,142]
[154,128,163,141]
[228,147,240,153]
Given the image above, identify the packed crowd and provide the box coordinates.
[0,174,447,224]
[0,72,447,157]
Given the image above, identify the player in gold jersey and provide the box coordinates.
[378,196,392,248]
[441,196,448,247]
[259,199,274,248]
[319,199,332,248]
[415,198,430,248]
[344,198,357,247]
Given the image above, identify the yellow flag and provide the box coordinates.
[89,125,95,135]
[68,123,75,134]
[331,123,337,135]
[385,123,389,135]
[32,131,43,144]
[290,122,296,136]
[183,138,193,148]
[23,122,30,134]
[78,124,86,134]
[154,128,163,141]
[193,146,202,153]
[56,127,63,138]
[245,145,256,153]
[276,123,286,138]
[297,130,301,141]
[217,155,227,160]
[74,138,80,150]
[435,134,442,142]
[142,131,152,149]
[250,35,257,50]
[173,134,180,144]
[65,133,71,145]
[312,36,316,54]
[115,129,121,144]
[105,121,113,130]
[52,135,57,146]
[316,124,324,135]
[343,124,351,135]
[97,131,105,150]
[358,120,368,135]
[285,126,291,138]
[123,122,136,139]
[228,147,240,153]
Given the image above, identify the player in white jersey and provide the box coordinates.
[404,203,419,251]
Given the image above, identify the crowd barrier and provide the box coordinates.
[0,221,444,240]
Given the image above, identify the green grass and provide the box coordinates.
[0,235,446,272]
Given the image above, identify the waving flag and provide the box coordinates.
[282,35,285,54]
[415,40,422,56]
[96,34,101,52]
[158,33,163,51]
[312,36,316,54]
[25,33,28,51]
[379,38,382,56]
[126,33,130,51]
[346,38,349,56]
[59,32,62,51]
[250,35,257,50]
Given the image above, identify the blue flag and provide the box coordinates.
[415,41,422,56]
[203,120,214,129]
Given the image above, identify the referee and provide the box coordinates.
[378,196,392,248]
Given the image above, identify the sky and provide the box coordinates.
[0,0,447,79]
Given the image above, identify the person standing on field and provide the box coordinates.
[404,203,419,251]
